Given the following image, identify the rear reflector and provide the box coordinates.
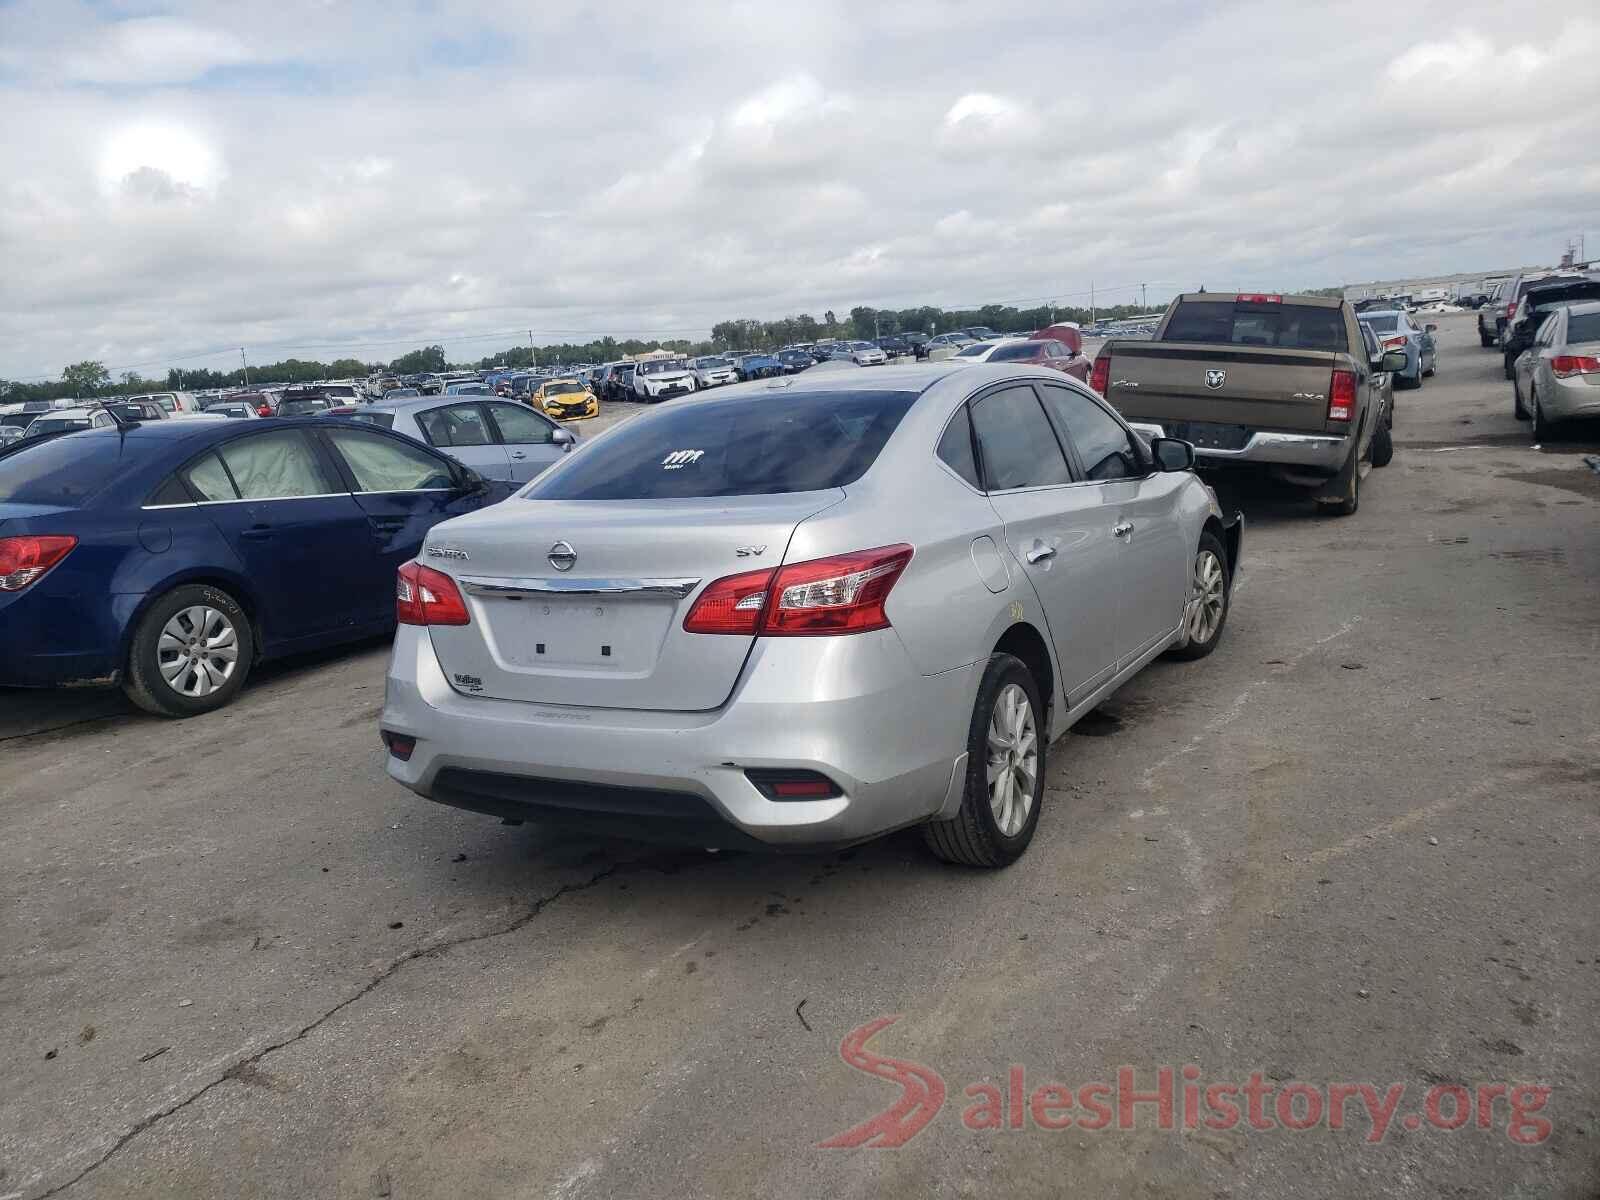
[1328,369,1357,423]
[1236,293,1282,304]
[1551,355,1600,378]
[745,769,841,800]
[397,561,471,626]
[1089,352,1111,394]
[381,730,416,761]
[684,545,914,637]
[0,535,77,592]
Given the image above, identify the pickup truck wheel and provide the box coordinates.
[123,584,254,718]
[1370,423,1394,468]
[923,654,1044,869]
[1165,531,1230,661]
[1315,448,1361,517]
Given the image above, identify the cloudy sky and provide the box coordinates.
[1,0,1595,381]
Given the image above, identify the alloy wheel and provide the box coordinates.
[986,683,1038,837]
[1188,549,1226,645]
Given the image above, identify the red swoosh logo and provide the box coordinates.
[819,1016,946,1148]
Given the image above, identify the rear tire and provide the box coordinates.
[923,654,1045,868]
[1370,423,1394,468]
[123,584,254,718]
[1315,445,1361,517]
[1479,328,1494,348]
[1532,391,1556,443]
[1503,353,1516,381]
[1513,377,1528,420]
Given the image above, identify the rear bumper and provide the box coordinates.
[1127,421,1353,470]
[1542,378,1600,421]
[380,626,976,848]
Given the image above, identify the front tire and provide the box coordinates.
[923,654,1045,868]
[1165,531,1231,661]
[123,585,254,717]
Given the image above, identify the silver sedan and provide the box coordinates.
[341,395,576,484]
[1513,300,1600,441]
[379,364,1241,866]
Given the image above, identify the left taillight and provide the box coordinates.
[0,535,77,592]
[1551,354,1600,378]
[1381,336,1408,350]
[683,545,913,637]
[1328,369,1357,423]
[396,561,470,626]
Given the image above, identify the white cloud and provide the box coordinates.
[0,0,1596,380]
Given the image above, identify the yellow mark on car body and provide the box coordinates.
[1010,600,1024,622]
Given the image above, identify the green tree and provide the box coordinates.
[62,360,110,396]
[390,345,447,375]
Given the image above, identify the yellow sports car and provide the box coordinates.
[531,378,599,420]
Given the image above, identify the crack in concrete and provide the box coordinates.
[31,853,704,1199]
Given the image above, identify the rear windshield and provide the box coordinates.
[1360,314,1399,332]
[27,417,93,435]
[1567,313,1600,344]
[346,412,396,429]
[1164,301,1349,351]
[0,433,148,505]
[528,389,919,500]
[989,342,1043,361]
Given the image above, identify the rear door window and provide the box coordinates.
[485,402,557,445]
[416,403,493,447]
[528,389,918,499]
[182,451,239,501]
[969,385,1072,490]
[1164,301,1349,351]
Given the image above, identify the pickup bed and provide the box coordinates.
[1089,293,1405,513]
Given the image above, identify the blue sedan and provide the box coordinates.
[0,416,511,716]
[1358,310,1437,389]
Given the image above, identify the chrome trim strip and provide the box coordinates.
[457,575,702,600]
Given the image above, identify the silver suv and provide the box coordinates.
[1480,271,1591,348]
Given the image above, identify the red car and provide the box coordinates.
[986,336,1089,381]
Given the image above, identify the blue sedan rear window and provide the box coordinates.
[0,434,149,506]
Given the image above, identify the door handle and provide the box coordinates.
[1113,521,1134,539]
[240,526,274,542]
[369,516,407,534]
[510,451,528,460]
[1025,544,1056,564]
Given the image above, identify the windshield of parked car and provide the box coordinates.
[279,398,332,415]
[1163,301,1349,351]
[1360,314,1400,332]
[0,432,146,503]
[527,389,919,500]
[637,359,687,375]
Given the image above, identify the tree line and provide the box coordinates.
[0,299,1167,405]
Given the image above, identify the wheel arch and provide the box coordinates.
[992,621,1056,739]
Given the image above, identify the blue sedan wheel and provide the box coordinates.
[124,584,255,717]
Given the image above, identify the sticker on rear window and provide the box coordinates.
[661,450,705,470]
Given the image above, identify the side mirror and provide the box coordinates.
[1380,349,1408,373]
[1150,436,1195,472]
[456,465,489,494]
[1425,323,1438,333]
[551,427,576,449]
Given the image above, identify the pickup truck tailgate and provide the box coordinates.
[1105,343,1338,434]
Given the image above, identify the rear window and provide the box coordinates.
[0,433,147,505]
[528,389,919,500]
[1360,314,1399,332]
[1164,301,1349,351]
[989,342,1043,361]
[1567,313,1600,344]
[346,411,396,430]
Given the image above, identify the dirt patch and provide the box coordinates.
[1501,469,1600,501]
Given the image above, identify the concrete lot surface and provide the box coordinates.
[2,313,1596,1199]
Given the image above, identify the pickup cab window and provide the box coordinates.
[1164,301,1349,352]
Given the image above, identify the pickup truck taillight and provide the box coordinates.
[1328,369,1357,422]
[1089,352,1111,394]
[1236,293,1282,304]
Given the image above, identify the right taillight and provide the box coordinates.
[396,561,470,626]
[0,535,78,592]
[1328,369,1357,423]
[1551,355,1600,378]
[1089,352,1111,394]
[683,545,913,637]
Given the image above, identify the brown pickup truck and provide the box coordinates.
[1088,293,1407,515]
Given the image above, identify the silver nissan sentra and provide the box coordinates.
[380,363,1241,866]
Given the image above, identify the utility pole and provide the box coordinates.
[1090,280,1096,326]
[240,348,250,387]
[528,329,536,368]
[1141,283,1147,312]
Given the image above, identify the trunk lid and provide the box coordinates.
[1101,342,1343,434]
[423,491,841,710]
